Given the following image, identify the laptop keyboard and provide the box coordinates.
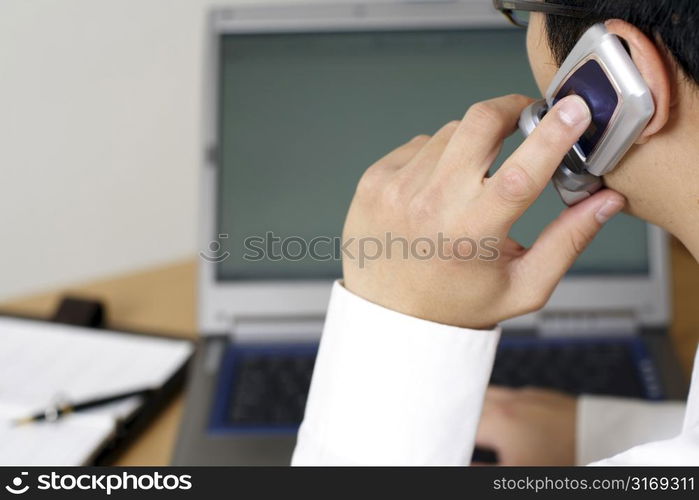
[490,337,661,398]
[227,351,316,426]
[213,337,662,430]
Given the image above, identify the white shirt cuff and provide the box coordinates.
[292,281,500,466]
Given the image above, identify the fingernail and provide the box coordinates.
[595,198,625,224]
[557,95,591,127]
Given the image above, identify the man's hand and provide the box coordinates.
[475,386,577,465]
[343,94,625,329]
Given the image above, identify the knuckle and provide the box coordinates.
[465,100,502,125]
[495,165,537,204]
[380,179,409,210]
[568,225,594,256]
[537,114,578,149]
[440,120,461,134]
[506,93,533,107]
[411,134,431,144]
[356,164,384,196]
[407,188,441,223]
[540,126,570,151]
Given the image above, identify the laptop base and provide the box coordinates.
[173,331,686,466]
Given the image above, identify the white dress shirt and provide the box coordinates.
[292,282,699,466]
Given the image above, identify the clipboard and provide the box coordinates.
[0,297,194,466]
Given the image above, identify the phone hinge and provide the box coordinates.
[537,310,639,338]
[227,315,324,344]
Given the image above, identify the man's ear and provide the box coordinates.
[604,19,674,144]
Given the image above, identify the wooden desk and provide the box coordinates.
[1,240,698,465]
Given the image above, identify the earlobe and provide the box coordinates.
[604,19,673,143]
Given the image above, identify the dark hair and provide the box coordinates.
[545,0,699,85]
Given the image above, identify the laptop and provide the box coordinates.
[173,0,686,465]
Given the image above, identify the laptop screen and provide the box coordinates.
[215,29,648,281]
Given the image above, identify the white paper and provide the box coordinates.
[0,317,193,465]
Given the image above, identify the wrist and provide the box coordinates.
[342,278,499,331]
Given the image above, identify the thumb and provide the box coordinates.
[514,189,626,298]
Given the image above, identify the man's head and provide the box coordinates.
[525,1,699,252]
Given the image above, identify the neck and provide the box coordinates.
[613,85,699,262]
[671,208,699,263]
[657,104,699,261]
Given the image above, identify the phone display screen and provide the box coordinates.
[553,59,619,157]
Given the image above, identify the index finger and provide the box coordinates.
[435,94,534,185]
[480,95,591,229]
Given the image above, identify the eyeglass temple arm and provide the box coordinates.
[493,0,588,18]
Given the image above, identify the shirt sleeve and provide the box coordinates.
[577,395,686,465]
[292,281,500,466]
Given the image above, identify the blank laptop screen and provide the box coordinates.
[215,29,648,281]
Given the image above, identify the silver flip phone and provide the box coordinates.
[519,23,655,206]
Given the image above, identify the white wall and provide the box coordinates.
[0,0,336,300]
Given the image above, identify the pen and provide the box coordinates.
[12,388,154,426]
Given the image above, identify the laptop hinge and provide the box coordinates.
[227,315,324,344]
[537,310,639,338]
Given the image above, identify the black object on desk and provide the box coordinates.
[52,296,106,328]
